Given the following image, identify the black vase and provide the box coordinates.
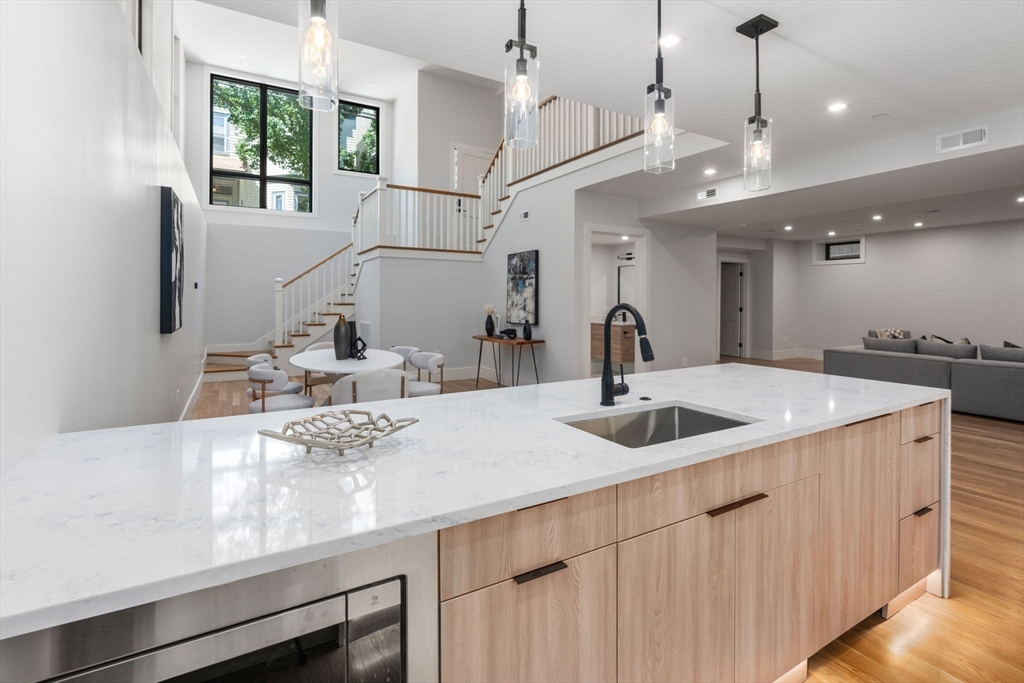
[347,320,357,358]
[523,319,533,341]
[333,318,351,360]
[485,314,495,337]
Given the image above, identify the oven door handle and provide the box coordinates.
[53,594,347,682]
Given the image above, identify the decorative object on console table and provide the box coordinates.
[259,409,418,455]
[523,319,532,341]
[506,249,538,324]
[484,304,496,337]
[500,328,518,339]
[350,337,368,360]
[160,186,184,334]
[333,314,350,360]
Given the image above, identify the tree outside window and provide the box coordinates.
[338,101,379,175]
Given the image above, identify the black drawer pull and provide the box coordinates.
[913,506,934,517]
[706,493,768,518]
[516,496,567,512]
[844,413,893,427]
[513,561,568,585]
[914,435,934,444]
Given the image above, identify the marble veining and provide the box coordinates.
[0,364,947,639]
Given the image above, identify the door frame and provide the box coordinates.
[716,255,751,362]
[582,222,652,378]
[449,142,494,193]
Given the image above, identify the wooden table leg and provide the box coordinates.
[516,345,522,386]
[492,342,501,386]
[531,344,540,384]
[475,339,483,389]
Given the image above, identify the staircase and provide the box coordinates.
[204,96,643,381]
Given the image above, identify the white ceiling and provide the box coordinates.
[592,232,635,246]
[177,0,430,100]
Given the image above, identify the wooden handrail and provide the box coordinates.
[386,184,481,199]
[537,95,557,110]
[483,138,504,182]
[360,187,379,204]
[357,245,482,257]
[507,130,643,188]
[283,243,352,287]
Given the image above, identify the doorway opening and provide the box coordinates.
[718,260,746,359]
[589,233,643,378]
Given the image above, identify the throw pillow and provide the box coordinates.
[928,334,953,343]
[863,336,917,354]
[917,339,978,359]
[1005,341,1022,349]
[955,337,972,345]
[980,345,1024,363]
[873,328,906,339]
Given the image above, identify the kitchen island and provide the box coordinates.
[0,364,950,682]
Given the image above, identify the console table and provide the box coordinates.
[473,335,545,388]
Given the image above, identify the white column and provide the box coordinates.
[376,177,389,247]
[273,278,284,345]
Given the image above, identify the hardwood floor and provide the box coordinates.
[190,357,1023,681]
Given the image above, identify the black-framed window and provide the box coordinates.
[210,75,313,213]
[825,241,861,261]
[337,100,379,175]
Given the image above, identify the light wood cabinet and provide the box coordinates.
[735,476,820,683]
[818,414,900,647]
[439,487,616,600]
[900,401,941,444]
[618,511,735,683]
[617,433,820,540]
[440,545,617,683]
[899,502,941,593]
[900,435,941,519]
[590,323,635,363]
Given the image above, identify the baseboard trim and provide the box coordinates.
[748,349,823,361]
[179,370,205,421]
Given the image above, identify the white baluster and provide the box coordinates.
[274,278,284,345]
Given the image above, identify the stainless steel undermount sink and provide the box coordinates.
[564,404,752,449]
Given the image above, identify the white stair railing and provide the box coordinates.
[274,243,354,346]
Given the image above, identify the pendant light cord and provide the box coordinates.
[753,30,762,119]
[655,0,663,85]
[518,0,526,59]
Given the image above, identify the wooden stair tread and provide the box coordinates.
[476,238,487,243]
[270,342,294,349]
[498,195,510,201]
[204,363,247,373]
[331,302,354,306]
[490,209,502,215]
[303,322,326,326]
[481,224,494,230]
[288,332,311,337]
[207,350,276,359]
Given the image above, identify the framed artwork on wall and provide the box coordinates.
[161,187,184,334]
[506,249,538,325]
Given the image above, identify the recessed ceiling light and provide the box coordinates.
[828,231,836,236]
[914,222,923,227]
[236,54,247,59]
[367,83,378,88]
[704,168,716,175]
[621,235,629,241]
[654,33,685,48]
[827,102,848,112]
[1018,196,1024,203]
[784,225,793,231]
[872,215,882,220]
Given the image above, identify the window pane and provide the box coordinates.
[267,88,312,181]
[212,175,261,208]
[266,181,312,213]
[212,78,261,174]
[338,101,379,174]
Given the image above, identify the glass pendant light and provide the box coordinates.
[737,14,778,192]
[644,0,674,174]
[298,0,337,112]
[504,0,539,149]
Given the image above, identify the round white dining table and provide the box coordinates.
[289,348,405,375]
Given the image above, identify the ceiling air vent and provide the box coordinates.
[697,188,717,201]
[936,124,988,153]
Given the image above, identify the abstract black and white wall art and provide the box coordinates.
[506,249,538,325]
[160,187,184,334]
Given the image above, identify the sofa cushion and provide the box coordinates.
[1006,341,1022,349]
[863,336,917,354]
[951,359,1024,422]
[980,344,1024,363]
[917,339,977,359]
[868,329,910,339]
[824,347,951,389]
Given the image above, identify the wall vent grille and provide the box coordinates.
[697,188,717,201]
[936,125,988,153]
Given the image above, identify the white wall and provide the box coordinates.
[416,71,501,191]
[797,221,1024,350]
[205,225,350,346]
[1,0,207,474]
[772,240,801,353]
[391,74,419,186]
[590,244,618,318]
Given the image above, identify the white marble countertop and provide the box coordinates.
[0,364,948,639]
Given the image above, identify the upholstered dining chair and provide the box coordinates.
[328,369,408,406]
[247,363,316,414]
[389,345,421,383]
[407,352,444,397]
[244,354,303,399]
[303,341,341,396]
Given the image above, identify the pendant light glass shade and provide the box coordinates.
[504,46,539,148]
[743,117,771,191]
[298,0,337,112]
[644,87,675,173]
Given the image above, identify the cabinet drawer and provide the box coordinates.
[440,545,617,683]
[439,487,616,600]
[617,433,820,540]
[899,502,940,593]
[900,436,941,519]
[900,401,941,444]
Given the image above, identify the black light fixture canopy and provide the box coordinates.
[737,13,778,191]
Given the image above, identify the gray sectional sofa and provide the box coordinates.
[824,333,1023,422]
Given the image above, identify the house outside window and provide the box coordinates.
[210,75,313,212]
[338,100,379,175]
